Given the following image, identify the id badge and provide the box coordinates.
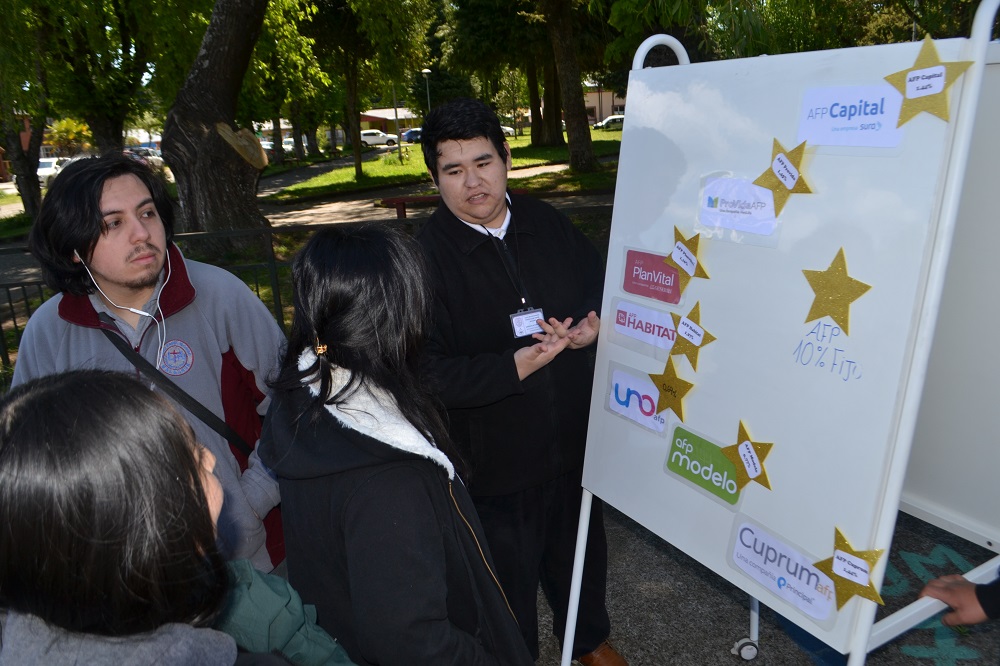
[510,308,544,338]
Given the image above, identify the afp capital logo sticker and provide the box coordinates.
[665,425,740,505]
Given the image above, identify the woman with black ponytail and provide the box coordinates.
[260,224,533,666]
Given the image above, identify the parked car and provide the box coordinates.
[500,125,515,137]
[402,128,422,143]
[593,114,625,130]
[360,129,398,147]
[132,148,164,168]
[15,157,66,188]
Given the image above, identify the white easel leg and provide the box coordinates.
[560,489,594,666]
[866,554,1000,653]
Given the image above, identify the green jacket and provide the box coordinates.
[216,560,356,666]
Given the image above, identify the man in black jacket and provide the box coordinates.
[416,97,626,666]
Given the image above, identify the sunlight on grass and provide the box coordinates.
[265,131,621,204]
[0,192,20,207]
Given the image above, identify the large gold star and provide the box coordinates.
[648,358,693,421]
[752,139,812,216]
[720,421,772,491]
[884,35,972,127]
[662,226,710,296]
[813,528,885,610]
[802,248,871,335]
[669,302,716,371]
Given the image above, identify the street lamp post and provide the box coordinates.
[421,69,432,114]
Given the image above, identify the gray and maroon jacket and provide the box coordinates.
[12,243,286,571]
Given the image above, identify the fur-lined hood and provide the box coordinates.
[260,349,454,481]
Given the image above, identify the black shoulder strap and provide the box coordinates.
[100,328,255,458]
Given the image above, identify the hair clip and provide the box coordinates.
[315,339,328,355]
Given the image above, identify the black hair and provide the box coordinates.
[421,97,508,184]
[272,223,464,472]
[28,154,175,296]
[0,370,228,635]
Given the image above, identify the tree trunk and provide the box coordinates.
[538,0,598,171]
[536,58,564,147]
[344,57,363,179]
[526,62,543,146]
[270,115,284,166]
[85,113,126,153]
[162,0,270,254]
[1,113,45,220]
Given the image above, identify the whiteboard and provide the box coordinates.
[901,42,1000,552]
[582,38,974,653]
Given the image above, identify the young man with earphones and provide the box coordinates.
[12,154,287,574]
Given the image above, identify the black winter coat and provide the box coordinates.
[259,366,533,666]
[417,193,605,495]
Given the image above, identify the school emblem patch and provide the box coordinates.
[160,340,194,376]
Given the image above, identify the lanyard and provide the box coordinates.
[487,220,532,308]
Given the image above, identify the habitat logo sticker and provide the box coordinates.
[614,300,677,351]
[665,425,739,505]
[622,249,681,305]
[798,84,903,148]
[700,178,777,236]
[608,368,667,432]
[732,522,835,620]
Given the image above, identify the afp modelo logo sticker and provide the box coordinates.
[159,339,194,376]
[666,424,740,505]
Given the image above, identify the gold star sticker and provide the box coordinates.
[669,302,716,371]
[662,227,710,296]
[720,421,772,491]
[813,528,885,610]
[752,139,812,216]
[884,35,972,127]
[647,358,693,421]
[802,248,871,335]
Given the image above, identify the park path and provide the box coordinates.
[0,153,612,282]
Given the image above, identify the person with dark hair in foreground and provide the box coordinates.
[920,573,1000,626]
[416,97,626,666]
[0,370,354,665]
[11,154,285,573]
[260,225,534,665]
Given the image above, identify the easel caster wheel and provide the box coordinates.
[731,638,758,661]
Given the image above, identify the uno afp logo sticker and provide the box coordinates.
[665,425,740,505]
[607,368,666,433]
[159,339,194,376]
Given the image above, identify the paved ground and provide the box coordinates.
[2,159,998,665]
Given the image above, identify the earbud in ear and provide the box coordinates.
[73,249,82,262]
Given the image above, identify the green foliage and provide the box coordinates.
[704,0,1000,60]
[0,212,33,241]
[47,118,92,155]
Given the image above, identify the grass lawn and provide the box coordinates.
[0,192,20,207]
[0,212,32,241]
[266,131,621,204]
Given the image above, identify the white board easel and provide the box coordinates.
[562,2,1000,663]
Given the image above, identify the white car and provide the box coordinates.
[501,125,515,137]
[593,114,625,130]
[360,129,398,147]
[14,157,64,188]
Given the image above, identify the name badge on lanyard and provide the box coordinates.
[510,307,545,338]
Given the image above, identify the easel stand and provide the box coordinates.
[561,0,1000,662]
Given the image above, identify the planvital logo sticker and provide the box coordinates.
[607,368,666,433]
[731,522,835,621]
[665,425,740,505]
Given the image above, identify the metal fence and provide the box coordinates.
[0,205,609,371]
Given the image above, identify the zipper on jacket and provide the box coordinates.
[448,481,519,624]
